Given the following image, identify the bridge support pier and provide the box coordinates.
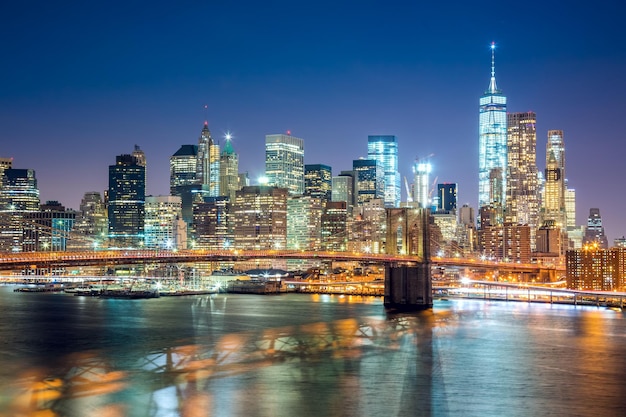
[384,264,432,311]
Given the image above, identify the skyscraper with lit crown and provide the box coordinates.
[479,42,507,221]
[219,133,239,202]
[542,130,567,229]
[197,121,220,197]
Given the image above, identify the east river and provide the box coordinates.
[1,285,626,417]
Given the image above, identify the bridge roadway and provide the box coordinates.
[0,249,562,275]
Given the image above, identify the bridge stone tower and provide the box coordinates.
[384,207,432,311]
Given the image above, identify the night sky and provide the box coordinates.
[1,1,625,241]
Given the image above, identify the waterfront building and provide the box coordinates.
[0,168,40,252]
[304,164,332,203]
[144,196,185,249]
[191,196,231,250]
[170,144,200,225]
[219,134,240,203]
[437,183,457,213]
[23,201,76,252]
[69,192,108,250]
[232,186,287,250]
[583,208,608,249]
[353,159,384,205]
[478,43,507,218]
[321,201,348,251]
[287,195,322,251]
[413,160,432,209]
[566,245,626,291]
[107,154,145,248]
[265,133,304,195]
[367,135,400,207]
[478,222,531,263]
[505,112,539,236]
[197,122,220,197]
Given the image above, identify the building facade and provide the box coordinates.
[192,196,231,250]
[353,159,384,204]
[170,144,200,225]
[505,112,539,230]
[265,133,304,195]
[437,183,458,213]
[108,154,145,248]
[583,208,608,249]
[0,168,40,252]
[144,195,185,249]
[304,164,332,202]
[219,135,239,203]
[287,195,323,251]
[197,122,220,197]
[232,186,287,250]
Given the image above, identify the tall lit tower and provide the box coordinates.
[197,121,220,197]
[367,135,400,207]
[412,159,432,209]
[505,112,539,229]
[542,130,567,229]
[265,132,304,195]
[479,42,507,220]
[219,132,240,202]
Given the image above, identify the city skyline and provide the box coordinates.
[2,1,626,242]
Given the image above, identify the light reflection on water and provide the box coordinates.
[1,286,626,416]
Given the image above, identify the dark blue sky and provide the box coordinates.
[1,1,625,241]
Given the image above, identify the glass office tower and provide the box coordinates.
[479,43,507,217]
[367,135,400,207]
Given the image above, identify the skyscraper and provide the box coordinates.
[367,135,400,207]
[304,164,332,202]
[170,144,199,225]
[437,183,458,213]
[108,154,145,247]
[232,186,287,250]
[144,195,185,249]
[353,159,384,204]
[197,122,220,197]
[69,191,107,250]
[505,112,539,231]
[0,168,40,252]
[219,133,240,202]
[23,201,76,252]
[583,208,608,249]
[542,130,566,229]
[287,195,323,251]
[332,173,354,214]
[265,133,305,195]
[413,160,431,209]
[479,43,507,218]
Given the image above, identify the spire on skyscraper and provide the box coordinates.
[487,42,499,93]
